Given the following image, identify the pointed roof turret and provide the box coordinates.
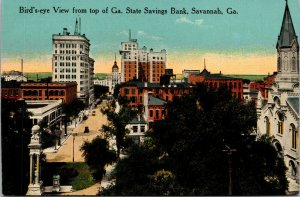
[277,0,298,48]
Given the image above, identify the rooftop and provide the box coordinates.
[287,97,299,116]
[148,95,167,106]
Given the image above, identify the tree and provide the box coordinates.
[101,83,288,195]
[101,100,137,157]
[151,84,287,195]
[1,99,33,195]
[62,98,86,122]
[94,85,109,99]
[81,137,117,180]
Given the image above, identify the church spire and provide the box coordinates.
[277,0,298,48]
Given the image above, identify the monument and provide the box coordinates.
[26,125,44,195]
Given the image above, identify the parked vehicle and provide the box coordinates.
[84,126,89,133]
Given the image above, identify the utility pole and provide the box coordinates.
[222,145,237,196]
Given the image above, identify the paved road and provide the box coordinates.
[45,102,108,162]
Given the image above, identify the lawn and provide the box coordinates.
[42,162,96,191]
[24,72,108,81]
[225,74,267,81]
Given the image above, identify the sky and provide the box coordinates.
[1,0,299,74]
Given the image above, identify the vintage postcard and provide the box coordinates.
[1,0,299,195]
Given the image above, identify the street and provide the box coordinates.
[45,101,108,162]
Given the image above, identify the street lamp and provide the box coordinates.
[54,125,62,149]
[72,132,77,162]
[62,113,67,136]
[222,144,237,196]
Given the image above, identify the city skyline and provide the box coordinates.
[1,0,299,74]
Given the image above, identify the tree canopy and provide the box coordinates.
[81,137,117,180]
[101,100,137,157]
[1,99,33,195]
[101,84,288,195]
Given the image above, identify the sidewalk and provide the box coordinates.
[43,132,72,153]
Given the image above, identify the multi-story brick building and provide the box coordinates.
[119,81,193,107]
[21,82,77,104]
[188,68,244,100]
[1,81,22,100]
[119,32,166,83]
[52,19,94,105]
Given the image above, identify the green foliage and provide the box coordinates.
[101,83,288,195]
[101,101,137,157]
[62,98,86,120]
[113,84,121,99]
[1,99,33,195]
[42,162,96,191]
[81,137,117,180]
[94,85,109,99]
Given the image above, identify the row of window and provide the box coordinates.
[55,43,84,49]
[55,50,80,55]
[23,90,65,96]
[265,116,298,149]
[206,81,242,89]
[55,68,77,73]
[54,56,85,61]
[132,125,145,133]
[277,56,297,72]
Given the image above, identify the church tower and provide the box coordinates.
[275,0,299,91]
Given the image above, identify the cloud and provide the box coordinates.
[137,30,163,41]
[118,30,129,36]
[175,17,204,26]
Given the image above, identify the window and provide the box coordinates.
[150,110,153,117]
[124,88,129,94]
[277,112,284,135]
[292,56,296,71]
[141,126,145,132]
[156,109,159,118]
[133,126,138,133]
[131,88,136,94]
[265,116,270,136]
[291,124,298,149]
[277,56,281,71]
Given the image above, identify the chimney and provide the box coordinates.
[63,28,68,35]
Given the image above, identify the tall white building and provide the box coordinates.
[257,1,299,191]
[52,19,94,105]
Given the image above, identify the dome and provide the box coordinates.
[112,61,119,72]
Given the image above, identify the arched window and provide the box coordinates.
[292,56,296,71]
[284,56,288,71]
[265,116,271,136]
[60,90,65,96]
[277,111,284,134]
[291,124,298,149]
[289,161,297,178]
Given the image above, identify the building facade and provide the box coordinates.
[21,82,77,104]
[52,20,94,105]
[2,70,27,82]
[188,68,244,100]
[256,2,299,190]
[94,57,121,94]
[119,81,193,107]
[26,100,63,128]
[1,81,22,100]
[119,32,166,83]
